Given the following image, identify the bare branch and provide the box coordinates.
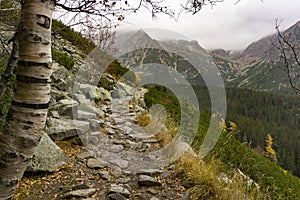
[275,19,300,95]
[181,0,224,15]
[0,32,10,54]
[0,31,19,99]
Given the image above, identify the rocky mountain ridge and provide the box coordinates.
[113,21,300,94]
[210,20,300,93]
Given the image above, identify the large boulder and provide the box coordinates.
[49,98,79,117]
[27,132,69,172]
[46,117,90,141]
[95,87,112,102]
[75,83,112,102]
[112,82,134,98]
[51,62,70,91]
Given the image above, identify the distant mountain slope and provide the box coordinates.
[231,20,300,63]
[116,24,300,94]
[211,20,300,94]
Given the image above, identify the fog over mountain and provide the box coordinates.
[119,0,300,49]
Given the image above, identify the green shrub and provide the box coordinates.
[105,60,128,80]
[98,76,114,91]
[52,20,96,54]
[51,48,74,70]
[98,60,129,90]
[144,85,180,122]
[0,0,20,27]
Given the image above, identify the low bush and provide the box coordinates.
[51,48,74,70]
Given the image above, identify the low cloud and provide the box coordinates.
[120,0,300,50]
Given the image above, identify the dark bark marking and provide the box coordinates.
[42,40,50,45]
[23,126,31,130]
[21,137,38,148]
[12,100,49,109]
[36,14,51,29]
[3,152,17,160]
[18,61,50,68]
[0,160,7,168]
[22,156,32,163]
[28,33,42,43]
[39,52,48,57]
[3,178,18,187]
[17,75,49,84]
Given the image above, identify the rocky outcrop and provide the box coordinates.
[27,132,70,172]
[112,82,134,98]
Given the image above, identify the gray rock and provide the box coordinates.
[116,178,131,183]
[73,93,94,105]
[111,166,122,178]
[122,126,132,134]
[27,132,69,172]
[112,82,134,98]
[69,183,90,191]
[87,158,107,169]
[46,118,90,140]
[96,109,105,118]
[109,158,129,169]
[108,193,127,200]
[99,171,111,180]
[114,118,126,124]
[65,188,96,198]
[182,193,190,200]
[77,150,93,160]
[50,110,60,119]
[143,139,160,143]
[110,145,124,153]
[51,62,69,91]
[77,110,96,120]
[218,172,232,186]
[89,119,104,131]
[106,128,116,135]
[168,165,175,170]
[160,171,171,179]
[86,131,102,145]
[95,87,112,101]
[134,193,152,199]
[57,98,79,116]
[112,139,127,145]
[146,189,159,195]
[63,44,77,54]
[78,83,95,95]
[109,184,130,197]
[137,169,163,176]
[50,88,69,103]
[138,175,161,186]
[128,131,153,141]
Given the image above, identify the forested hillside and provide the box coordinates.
[190,86,300,176]
[144,85,300,199]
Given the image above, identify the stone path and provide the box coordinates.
[70,88,190,200]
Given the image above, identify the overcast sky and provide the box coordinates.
[118,0,300,50]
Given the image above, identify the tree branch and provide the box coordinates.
[275,19,300,95]
[0,33,10,54]
[0,31,19,99]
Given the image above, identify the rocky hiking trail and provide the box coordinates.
[16,88,191,200]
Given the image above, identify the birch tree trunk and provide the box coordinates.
[0,0,55,199]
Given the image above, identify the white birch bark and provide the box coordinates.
[0,0,55,198]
